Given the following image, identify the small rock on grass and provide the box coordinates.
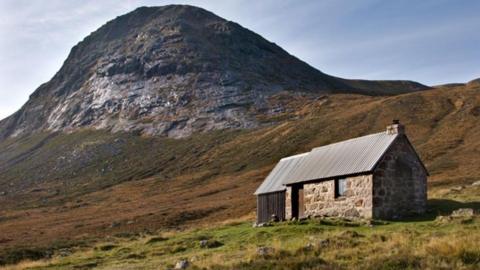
[174,259,189,269]
[199,240,208,248]
[471,181,480,187]
[451,208,476,217]
[256,246,274,256]
[450,186,465,192]
[318,239,330,248]
[435,215,452,223]
[253,222,272,228]
[199,239,223,248]
[58,248,72,257]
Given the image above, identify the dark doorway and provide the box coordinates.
[291,184,305,219]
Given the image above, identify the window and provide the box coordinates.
[335,178,347,198]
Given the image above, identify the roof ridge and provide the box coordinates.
[280,152,309,160]
[256,130,402,194]
[285,131,399,184]
[312,131,392,151]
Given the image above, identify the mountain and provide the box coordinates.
[467,77,480,87]
[0,5,427,140]
[4,5,479,263]
[0,82,478,260]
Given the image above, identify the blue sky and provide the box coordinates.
[0,0,479,120]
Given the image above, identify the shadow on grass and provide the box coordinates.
[401,199,480,222]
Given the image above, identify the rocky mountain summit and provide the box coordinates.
[0,5,428,139]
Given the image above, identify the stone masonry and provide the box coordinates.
[372,135,427,219]
[303,175,373,219]
[285,186,292,219]
[281,121,427,221]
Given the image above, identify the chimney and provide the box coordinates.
[386,119,405,135]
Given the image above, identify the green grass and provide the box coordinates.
[1,85,480,269]
[2,186,480,269]
[15,212,479,270]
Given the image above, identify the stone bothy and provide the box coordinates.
[254,120,428,224]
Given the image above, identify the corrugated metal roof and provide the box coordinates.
[285,132,398,184]
[254,152,309,195]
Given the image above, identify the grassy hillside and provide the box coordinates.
[2,184,480,269]
[0,83,479,266]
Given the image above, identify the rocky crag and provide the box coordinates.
[0,5,428,139]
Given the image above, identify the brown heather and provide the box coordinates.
[0,82,479,268]
[0,6,478,268]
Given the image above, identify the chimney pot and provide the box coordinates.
[386,119,405,135]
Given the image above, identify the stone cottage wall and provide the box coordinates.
[303,174,373,219]
[372,136,427,219]
[285,186,292,220]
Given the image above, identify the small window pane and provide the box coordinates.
[335,178,347,198]
[338,178,346,196]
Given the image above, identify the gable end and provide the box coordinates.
[372,134,428,176]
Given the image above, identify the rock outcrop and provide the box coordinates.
[0,5,428,139]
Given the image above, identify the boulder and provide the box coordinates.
[450,186,465,192]
[174,259,189,269]
[451,208,476,217]
[254,222,272,228]
[199,239,222,249]
[256,246,274,256]
[435,215,453,223]
[199,240,208,248]
[58,248,73,257]
[471,181,480,187]
[317,239,331,248]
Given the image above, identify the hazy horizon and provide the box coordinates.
[0,0,479,120]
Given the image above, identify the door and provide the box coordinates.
[298,186,305,218]
[291,184,304,219]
